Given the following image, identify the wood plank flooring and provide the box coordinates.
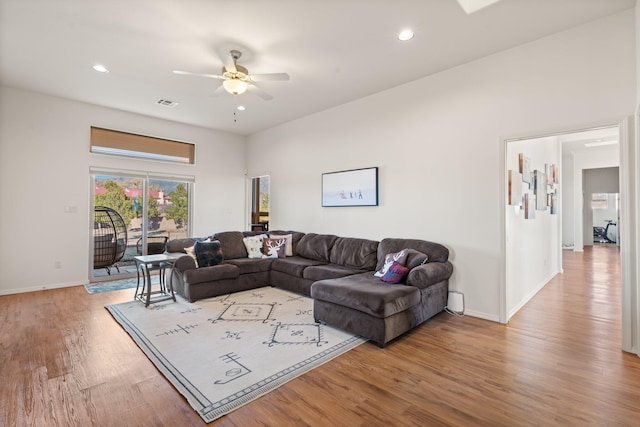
[2,244,639,426]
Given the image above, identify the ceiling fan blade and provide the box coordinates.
[250,84,274,101]
[208,84,226,97]
[250,73,290,82]
[173,70,224,79]
[221,52,237,73]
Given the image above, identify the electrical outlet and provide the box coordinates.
[55,261,62,269]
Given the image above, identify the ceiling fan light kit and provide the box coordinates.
[173,49,289,101]
[222,78,249,95]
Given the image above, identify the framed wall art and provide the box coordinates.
[507,169,522,206]
[322,167,378,207]
[519,153,531,183]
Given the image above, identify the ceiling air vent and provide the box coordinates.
[156,98,179,108]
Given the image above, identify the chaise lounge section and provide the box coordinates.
[310,238,453,347]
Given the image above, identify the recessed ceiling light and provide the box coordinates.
[398,30,414,41]
[92,64,109,73]
[237,105,246,111]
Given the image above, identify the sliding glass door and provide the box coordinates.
[91,170,192,280]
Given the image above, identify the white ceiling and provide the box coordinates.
[560,126,620,156]
[0,0,635,135]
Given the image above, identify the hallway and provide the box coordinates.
[510,244,622,349]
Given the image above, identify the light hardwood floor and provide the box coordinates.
[2,244,639,426]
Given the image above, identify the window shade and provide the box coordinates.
[90,127,195,164]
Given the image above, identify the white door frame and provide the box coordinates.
[500,116,638,355]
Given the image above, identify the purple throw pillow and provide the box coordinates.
[381,261,410,284]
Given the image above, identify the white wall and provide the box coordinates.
[505,136,560,319]
[247,10,635,321]
[0,86,247,295]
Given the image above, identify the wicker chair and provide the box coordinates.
[93,206,128,274]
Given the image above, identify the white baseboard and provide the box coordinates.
[508,272,557,320]
[0,280,85,296]
[462,310,501,323]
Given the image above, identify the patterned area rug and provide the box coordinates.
[106,286,367,423]
[85,276,159,294]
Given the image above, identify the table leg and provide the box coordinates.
[134,260,142,299]
[159,264,166,293]
[168,264,176,302]
[145,263,152,307]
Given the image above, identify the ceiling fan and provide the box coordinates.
[173,50,289,101]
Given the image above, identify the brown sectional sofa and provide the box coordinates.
[166,230,453,347]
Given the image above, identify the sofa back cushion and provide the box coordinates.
[166,238,197,253]
[212,231,247,259]
[329,237,379,270]
[375,238,449,272]
[295,233,338,262]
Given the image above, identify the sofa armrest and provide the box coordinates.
[174,255,197,271]
[406,261,453,289]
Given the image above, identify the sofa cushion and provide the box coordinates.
[224,258,274,275]
[303,264,368,282]
[194,240,224,267]
[295,233,338,262]
[311,273,420,318]
[166,237,197,253]
[329,237,378,270]
[183,263,239,285]
[271,256,327,277]
[376,238,449,271]
[212,231,247,259]
[380,262,410,284]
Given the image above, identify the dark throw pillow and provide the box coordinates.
[194,240,224,267]
[381,261,410,284]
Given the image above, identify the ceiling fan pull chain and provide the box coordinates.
[233,96,238,123]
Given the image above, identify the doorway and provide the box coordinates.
[250,175,270,231]
[503,121,635,354]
